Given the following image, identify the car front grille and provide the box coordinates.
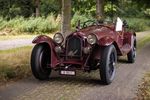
[66,36,82,59]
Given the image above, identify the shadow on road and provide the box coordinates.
[26,71,107,86]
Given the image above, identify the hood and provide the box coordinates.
[80,25,115,39]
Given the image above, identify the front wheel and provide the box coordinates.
[100,45,117,85]
[31,44,51,80]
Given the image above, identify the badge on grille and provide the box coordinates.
[68,50,78,56]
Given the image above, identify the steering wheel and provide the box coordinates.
[81,20,97,28]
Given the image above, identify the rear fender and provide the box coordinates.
[124,32,136,49]
[32,35,59,68]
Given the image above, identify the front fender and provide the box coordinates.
[32,35,59,68]
[33,35,54,45]
[98,36,114,46]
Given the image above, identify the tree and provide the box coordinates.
[96,0,104,18]
[40,0,61,16]
[35,0,40,17]
[61,0,71,37]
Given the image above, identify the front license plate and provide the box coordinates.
[60,70,76,76]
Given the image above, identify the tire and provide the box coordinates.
[127,39,136,63]
[100,45,117,85]
[31,44,51,80]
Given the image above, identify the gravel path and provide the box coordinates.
[0,31,150,100]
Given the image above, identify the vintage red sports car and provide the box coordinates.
[31,17,136,85]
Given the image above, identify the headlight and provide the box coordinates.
[87,34,97,45]
[55,46,62,53]
[53,33,64,44]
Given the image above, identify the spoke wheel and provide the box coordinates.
[127,39,136,63]
[100,45,117,85]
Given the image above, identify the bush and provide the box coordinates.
[125,18,150,32]
[0,14,150,35]
[0,17,7,30]
[0,14,61,34]
[18,14,60,34]
[71,12,93,28]
[144,9,150,18]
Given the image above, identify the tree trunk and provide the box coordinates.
[61,0,71,38]
[35,0,40,17]
[96,0,104,18]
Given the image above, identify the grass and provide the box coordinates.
[138,35,150,49]
[137,73,150,99]
[136,33,150,99]
[0,46,32,85]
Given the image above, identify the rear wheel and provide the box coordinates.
[127,39,136,63]
[100,45,117,85]
[31,44,51,80]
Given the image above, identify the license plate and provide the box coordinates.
[60,70,76,76]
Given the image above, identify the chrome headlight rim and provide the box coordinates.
[87,34,97,45]
[53,33,64,44]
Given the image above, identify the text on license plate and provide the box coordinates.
[60,70,76,76]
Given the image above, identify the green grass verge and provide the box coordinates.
[0,46,32,85]
[138,35,150,49]
[136,34,150,99]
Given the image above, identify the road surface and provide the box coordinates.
[0,39,33,50]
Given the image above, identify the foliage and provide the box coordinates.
[0,14,150,35]
[104,2,117,16]
[144,9,150,18]
[132,0,150,8]
[125,18,150,32]
[72,0,96,17]
[40,0,61,16]
[0,0,34,19]
[0,14,61,34]
[0,0,149,19]
[71,12,93,28]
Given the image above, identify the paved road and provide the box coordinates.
[0,39,33,50]
[0,31,150,100]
